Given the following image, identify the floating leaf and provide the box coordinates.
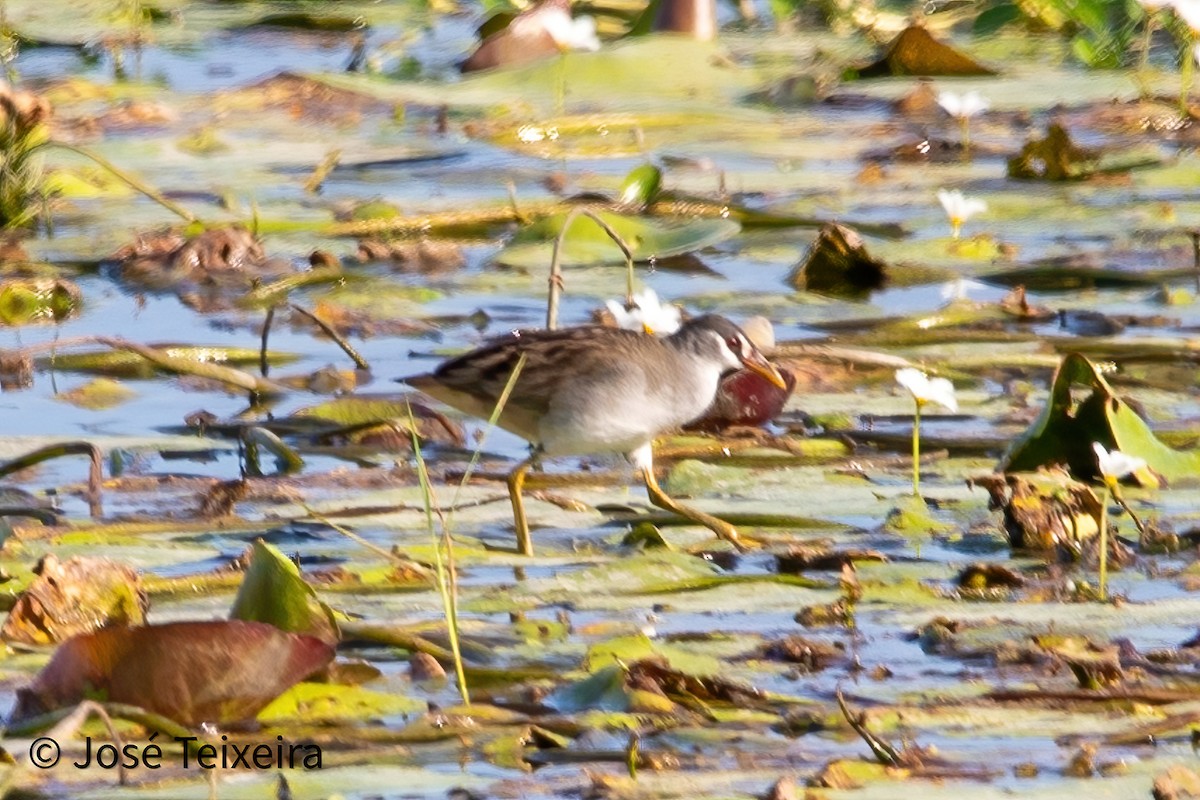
[494,210,739,269]
[0,278,81,325]
[10,620,334,726]
[258,681,423,724]
[38,344,299,378]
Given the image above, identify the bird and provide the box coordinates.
[406,315,786,555]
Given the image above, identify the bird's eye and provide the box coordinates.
[725,334,741,352]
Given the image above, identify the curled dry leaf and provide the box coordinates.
[973,469,1101,550]
[0,554,147,646]
[357,238,466,273]
[1153,765,1200,800]
[0,278,82,325]
[117,226,288,292]
[410,651,447,681]
[999,285,1055,322]
[856,25,996,78]
[788,222,887,297]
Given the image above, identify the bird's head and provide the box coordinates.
[676,315,787,389]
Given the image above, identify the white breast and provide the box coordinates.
[537,353,723,457]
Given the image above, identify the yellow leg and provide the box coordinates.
[640,465,743,551]
[507,456,536,556]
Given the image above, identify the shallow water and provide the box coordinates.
[3,6,1200,799]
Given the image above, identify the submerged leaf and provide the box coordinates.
[54,377,136,410]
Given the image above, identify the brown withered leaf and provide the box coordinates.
[973,468,1101,550]
[1,555,147,646]
[787,222,887,297]
[857,25,996,78]
[999,285,1056,322]
[1154,765,1200,800]
[10,620,334,726]
[117,226,288,291]
[357,238,466,273]
[626,656,768,709]
[1007,123,1100,181]
[776,546,887,573]
[756,635,847,671]
[218,72,387,122]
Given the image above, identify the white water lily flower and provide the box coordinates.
[542,11,601,52]
[937,189,987,225]
[605,288,682,335]
[939,278,990,301]
[1092,442,1147,481]
[895,367,958,412]
[937,188,987,238]
[936,90,988,119]
[1172,0,1200,30]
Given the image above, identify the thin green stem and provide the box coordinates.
[1098,483,1110,602]
[1140,13,1156,76]
[546,207,634,330]
[959,116,971,158]
[37,140,197,223]
[447,354,526,516]
[407,404,470,706]
[911,400,922,498]
[555,53,567,117]
[1181,30,1195,116]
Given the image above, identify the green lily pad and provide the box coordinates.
[258,681,423,724]
[494,210,740,269]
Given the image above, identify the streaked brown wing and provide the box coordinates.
[408,326,648,437]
